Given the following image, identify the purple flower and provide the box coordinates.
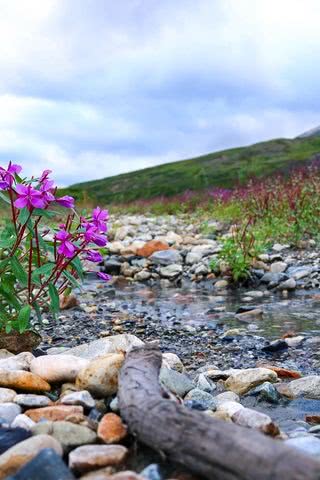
[83,224,107,247]
[39,170,52,183]
[86,249,103,263]
[56,195,75,209]
[55,229,77,258]
[0,163,22,190]
[14,184,46,210]
[40,179,55,203]
[92,207,109,233]
[96,272,111,281]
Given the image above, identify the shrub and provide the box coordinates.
[0,163,109,334]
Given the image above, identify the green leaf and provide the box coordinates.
[10,256,28,286]
[48,282,60,314]
[0,237,15,248]
[62,269,81,289]
[32,262,55,280]
[0,191,10,205]
[33,301,42,323]
[5,323,12,334]
[0,285,20,310]
[18,208,30,225]
[70,257,84,280]
[16,305,31,333]
[33,209,57,218]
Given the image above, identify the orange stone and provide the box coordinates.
[25,405,83,422]
[98,413,127,444]
[136,240,169,257]
[60,293,79,310]
[257,365,301,379]
[0,369,51,393]
[306,415,320,425]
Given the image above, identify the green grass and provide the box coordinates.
[63,137,320,204]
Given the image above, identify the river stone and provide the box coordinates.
[6,448,76,480]
[11,414,35,431]
[196,374,216,393]
[97,413,127,444]
[0,434,63,479]
[150,249,182,266]
[216,401,244,417]
[0,403,21,425]
[162,353,184,373]
[0,331,41,355]
[69,445,128,474]
[30,355,89,383]
[285,436,320,457]
[61,391,95,409]
[76,353,125,397]
[0,370,50,393]
[14,394,52,408]
[105,472,144,479]
[232,407,279,436]
[0,353,34,372]
[247,382,280,404]
[25,405,83,422]
[134,270,151,282]
[159,367,194,397]
[224,368,278,395]
[0,388,16,403]
[184,388,216,411]
[32,421,97,450]
[213,391,240,407]
[159,264,182,279]
[278,278,296,291]
[270,261,287,273]
[277,376,320,399]
[60,335,143,360]
[0,427,31,455]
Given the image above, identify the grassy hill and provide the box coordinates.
[65,136,320,205]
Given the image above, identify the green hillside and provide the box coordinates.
[65,137,320,204]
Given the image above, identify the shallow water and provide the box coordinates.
[89,279,320,339]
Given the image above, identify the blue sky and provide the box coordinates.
[0,0,320,185]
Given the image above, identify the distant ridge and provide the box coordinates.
[64,135,320,204]
[296,126,320,139]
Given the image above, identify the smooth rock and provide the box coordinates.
[0,388,16,403]
[134,270,151,282]
[225,368,278,395]
[232,407,279,436]
[196,374,216,394]
[97,413,127,444]
[270,262,287,273]
[137,241,169,258]
[0,370,50,393]
[69,445,128,474]
[25,405,83,422]
[76,353,124,398]
[216,401,244,417]
[0,427,31,455]
[277,376,320,399]
[30,355,89,383]
[140,463,162,480]
[61,391,95,409]
[159,368,194,397]
[62,335,143,360]
[213,391,240,407]
[285,436,320,458]
[150,250,182,266]
[0,434,63,479]
[285,335,304,348]
[32,421,97,450]
[257,365,301,379]
[159,264,182,279]
[247,382,280,404]
[0,403,21,424]
[11,415,35,431]
[14,394,52,408]
[162,353,184,373]
[184,388,216,411]
[0,353,34,372]
[278,278,296,291]
[5,448,75,480]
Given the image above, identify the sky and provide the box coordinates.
[0,0,320,186]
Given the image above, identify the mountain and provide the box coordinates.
[65,136,320,205]
[296,126,320,138]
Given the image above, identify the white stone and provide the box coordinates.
[30,355,89,383]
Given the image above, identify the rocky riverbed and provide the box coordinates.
[1,213,320,478]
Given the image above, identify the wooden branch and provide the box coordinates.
[118,344,320,480]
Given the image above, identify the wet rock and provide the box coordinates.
[108,472,144,480]
[260,272,287,285]
[97,413,127,444]
[235,308,262,321]
[0,353,34,372]
[62,335,143,360]
[272,243,289,252]
[232,407,279,436]
[0,370,50,393]
[0,434,63,480]
[159,368,194,397]
[224,368,278,395]
[6,448,75,480]
[30,355,89,383]
[11,415,35,431]
[277,376,320,399]
[137,241,169,257]
[61,391,95,409]
[25,405,83,422]
[76,353,125,397]
[0,388,16,403]
[214,280,228,289]
[0,427,31,455]
[162,353,184,373]
[159,264,182,279]
[285,436,320,457]
[184,388,216,410]
[14,394,52,408]
[32,421,97,450]
[109,397,119,413]
[247,382,280,404]
[0,404,22,424]
[104,260,122,275]
[69,445,128,474]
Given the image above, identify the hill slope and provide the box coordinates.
[65,137,320,204]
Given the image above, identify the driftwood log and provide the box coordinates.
[118,345,320,480]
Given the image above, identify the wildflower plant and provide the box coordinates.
[0,163,110,334]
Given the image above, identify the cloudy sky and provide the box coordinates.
[0,0,320,185]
